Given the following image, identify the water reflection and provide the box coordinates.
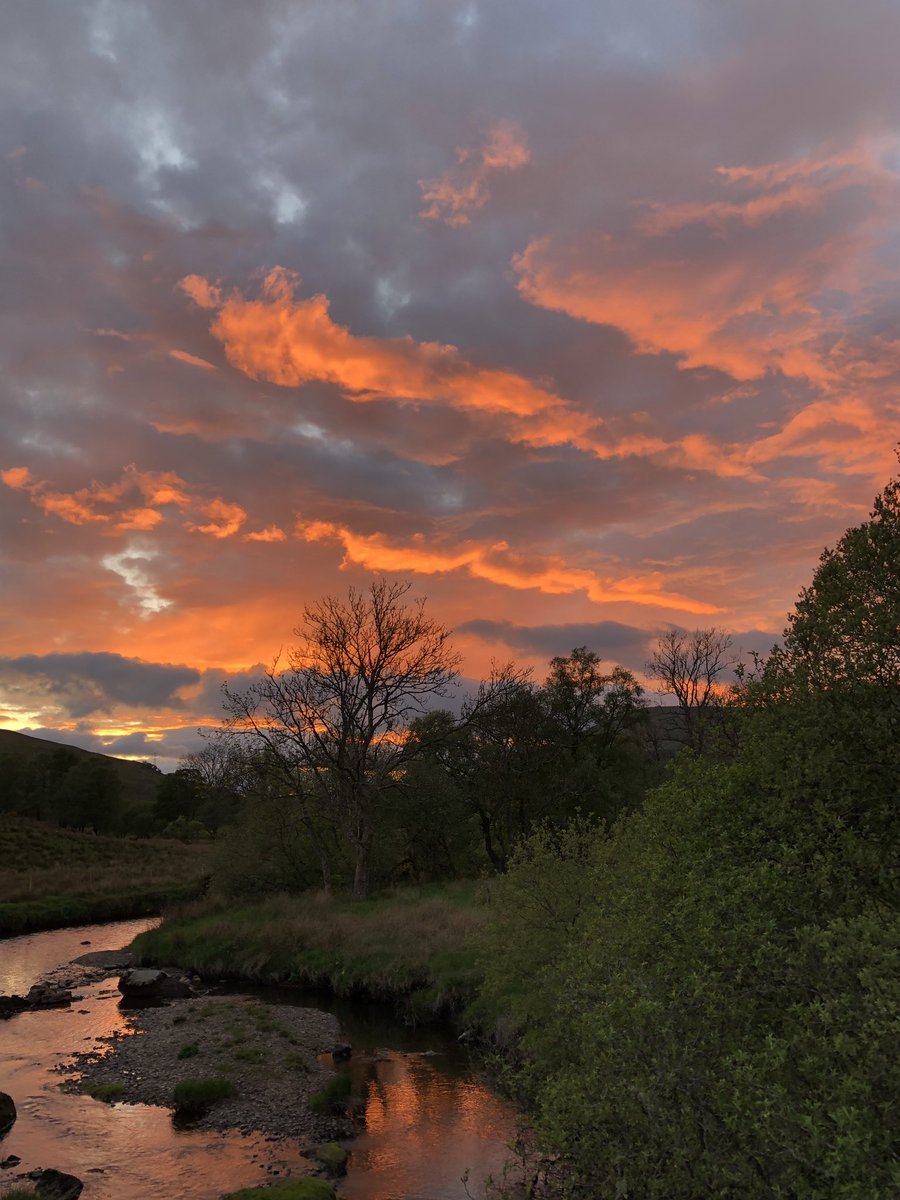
[0,923,518,1200]
[342,1051,516,1200]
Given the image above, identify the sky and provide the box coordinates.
[1,0,898,769]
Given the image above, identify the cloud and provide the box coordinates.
[0,652,200,719]
[457,618,652,660]
[179,268,598,453]
[515,146,899,385]
[296,517,720,614]
[419,120,530,226]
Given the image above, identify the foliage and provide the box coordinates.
[0,816,210,934]
[222,1179,335,1200]
[308,1073,353,1113]
[482,472,900,1199]
[85,1081,126,1102]
[172,1076,237,1115]
[132,881,485,1017]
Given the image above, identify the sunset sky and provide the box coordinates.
[2,1,898,768]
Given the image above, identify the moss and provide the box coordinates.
[222,1180,335,1200]
[308,1142,348,1174]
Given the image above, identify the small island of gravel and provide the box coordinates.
[65,994,354,1143]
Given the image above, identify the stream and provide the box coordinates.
[0,919,518,1199]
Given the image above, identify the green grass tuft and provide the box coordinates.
[84,1081,126,1102]
[172,1076,237,1115]
[308,1073,352,1113]
[222,1179,335,1200]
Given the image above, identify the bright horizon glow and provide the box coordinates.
[1,2,898,765]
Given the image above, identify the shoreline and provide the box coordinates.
[62,993,354,1145]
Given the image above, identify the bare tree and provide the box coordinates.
[222,579,461,897]
[646,627,736,752]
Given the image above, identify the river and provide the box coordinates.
[0,919,519,1199]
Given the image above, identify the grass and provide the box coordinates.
[222,1180,335,1200]
[132,880,486,1018]
[84,1081,126,1102]
[0,816,210,936]
[308,1073,353,1113]
[172,1076,237,1115]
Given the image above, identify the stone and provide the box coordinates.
[0,995,27,1019]
[0,1091,16,1135]
[35,1168,84,1199]
[25,984,72,1010]
[118,968,195,1000]
[0,1153,20,1168]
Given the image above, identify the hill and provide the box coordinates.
[0,727,162,810]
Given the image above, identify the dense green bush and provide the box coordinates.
[483,472,899,1199]
[223,1179,335,1200]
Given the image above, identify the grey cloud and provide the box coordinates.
[0,653,200,717]
[458,618,652,661]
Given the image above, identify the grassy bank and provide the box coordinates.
[0,817,211,937]
[132,882,486,1019]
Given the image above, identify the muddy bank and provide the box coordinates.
[63,994,353,1143]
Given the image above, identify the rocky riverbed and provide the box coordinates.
[61,993,353,1144]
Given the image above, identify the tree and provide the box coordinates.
[223,579,461,897]
[646,626,735,751]
[483,470,900,1199]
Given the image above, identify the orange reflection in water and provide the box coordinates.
[343,1051,517,1200]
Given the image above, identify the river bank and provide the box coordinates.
[132,884,490,1024]
[0,916,522,1200]
[0,818,210,938]
[63,994,352,1143]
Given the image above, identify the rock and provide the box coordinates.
[80,940,91,946]
[25,984,72,1010]
[0,1091,16,1135]
[118,968,195,1000]
[0,1153,20,1168]
[35,1168,84,1199]
[331,1042,352,1060]
[0,995,27,1018]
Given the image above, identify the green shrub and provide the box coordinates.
[84,1081,125,1102]
[177,1042,200,1059]
[223,1179,335,1199]
[172,1076,236,1115]
[308,1073,352,1113]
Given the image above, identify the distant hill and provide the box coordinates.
[0,727,161,810]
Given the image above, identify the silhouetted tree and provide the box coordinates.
[646,627,735,751]
[222,579,461,897]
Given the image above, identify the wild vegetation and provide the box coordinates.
[136,467,899,1199]
[0,817,210,936]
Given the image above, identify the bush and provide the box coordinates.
[177,1042,200,1059]
[308,1073,352,1113]
[172,1076,236,1115]
[222,1179,335,1200]
[85,1081,125,1102]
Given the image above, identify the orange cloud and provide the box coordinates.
[3,464,251,540]
[515,147,898,385]
[179,267,598,452]
[244,525,287,542]
[168,348,218,371]
[186,498,247,539]
[419,120,530,226]
[296,517,720,615]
